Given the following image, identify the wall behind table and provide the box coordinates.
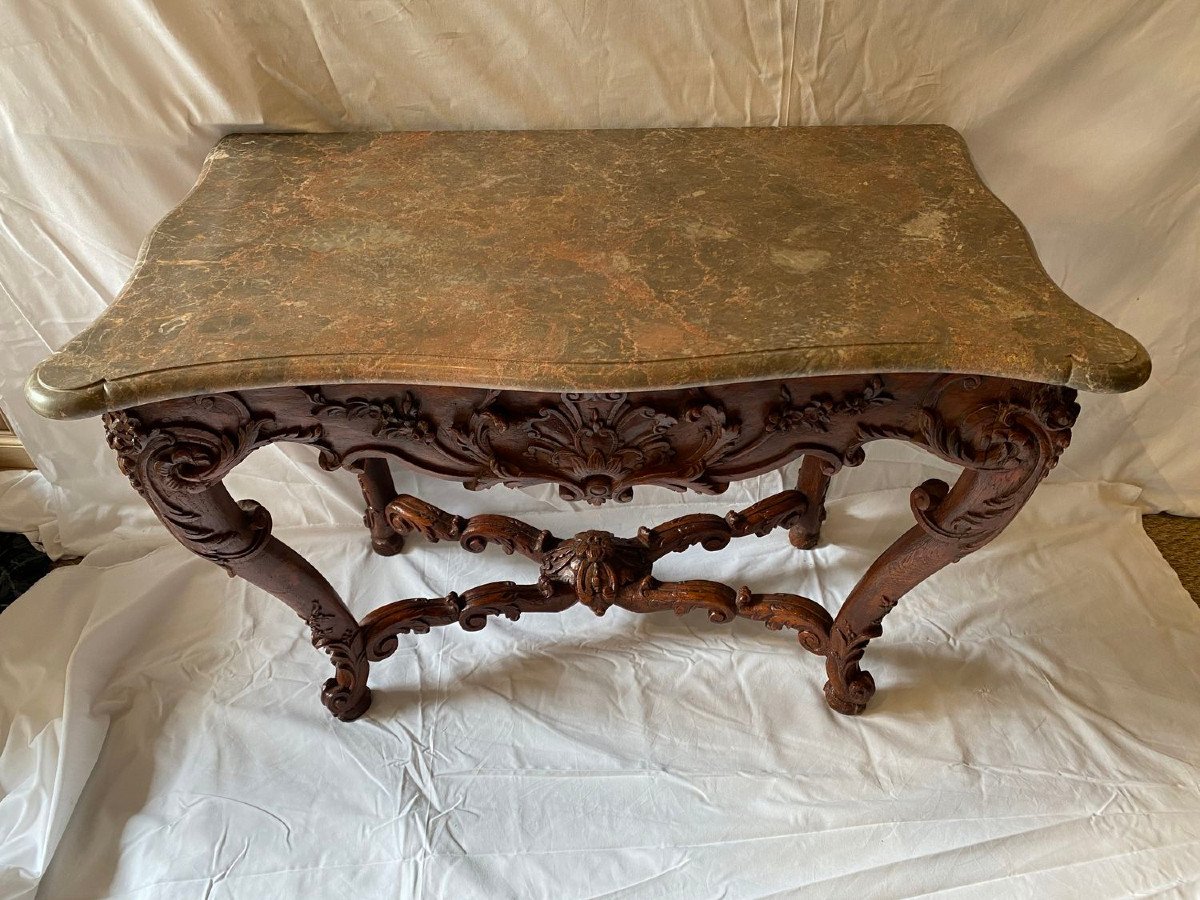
[2,0,1197,556]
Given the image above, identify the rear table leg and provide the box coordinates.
[354,457,406,556]
[789,455,834,549]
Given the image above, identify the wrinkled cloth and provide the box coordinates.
[1,484,1197,897]
[1,3,1198,897]
[1,1,1199,561]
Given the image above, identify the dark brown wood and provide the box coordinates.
[790,455,834,549]
[101,373,1078,721]
[353,457,406,556]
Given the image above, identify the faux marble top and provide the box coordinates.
[26,126,1149,419]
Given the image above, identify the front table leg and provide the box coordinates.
[823,380,1079,714]
[103,399,372,720]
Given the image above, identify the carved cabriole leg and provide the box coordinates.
[789,455,834,549]
[353,457,406,556]
[102,396,373,721]
[823,468,1026,714]
[822,379,1079,715]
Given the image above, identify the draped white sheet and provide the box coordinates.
[1,3,1199,896]
[1,0,1198,559]
[1,484,1198,897]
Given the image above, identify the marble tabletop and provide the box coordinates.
[26,126,1149,419]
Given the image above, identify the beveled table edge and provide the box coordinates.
[25,337,1150,420]
[23,125,1154,419]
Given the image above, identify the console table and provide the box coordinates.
[26,127,1150,722]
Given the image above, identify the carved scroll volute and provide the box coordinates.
[102,394,321,569]
[904,379,1079,557]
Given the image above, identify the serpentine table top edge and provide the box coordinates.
[26,125,1151,420]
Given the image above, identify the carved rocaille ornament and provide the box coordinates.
[102,396,320,569]
[101,373,1078,722]
[304,387,744,505]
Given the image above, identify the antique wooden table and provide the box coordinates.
[26,127,1150,722]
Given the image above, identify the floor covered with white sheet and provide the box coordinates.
[2,482,1198,898]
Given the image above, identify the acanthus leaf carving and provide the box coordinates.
[442,391,522,491]
[103,394,321,569]
[904,383,1078,555]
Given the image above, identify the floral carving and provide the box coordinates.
[303,387,433,443]
[766,376,893,434]
[103,411,149,497]
[905,383,1079,554]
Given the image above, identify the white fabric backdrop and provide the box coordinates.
[2,4,1200,897]
[1,0,1199,558]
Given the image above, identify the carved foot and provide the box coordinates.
[823,672,875,715]
[790,529,821,551]
[368,528,406,557]
[312,622,373,721]
[323,678,373,721]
